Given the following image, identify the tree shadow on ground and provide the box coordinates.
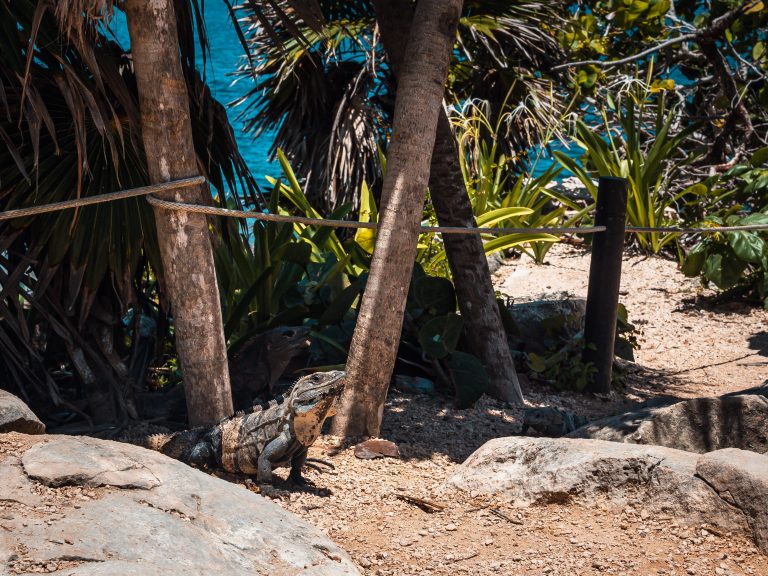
[748,331,768,357]
[375,350,768,465]
[375,367,691,464]
[676,293,761,316]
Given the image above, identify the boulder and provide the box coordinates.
[2,435,359,575]
[0,389,44,434]
[567,394,768,454]
[696,449,768,553]
[444,436,768,552]
[507,298,586,355]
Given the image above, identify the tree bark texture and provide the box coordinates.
[372,0,524,405]
[331,0,463,437]
[125,0,233,427]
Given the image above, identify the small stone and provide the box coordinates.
[445,523,457,532]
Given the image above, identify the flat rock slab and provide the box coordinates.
[2,434,359,575]
[697,449,768,554]
[444,437,768,553]
[568,394,768,454]
[0,390,44,434]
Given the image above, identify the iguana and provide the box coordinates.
[229,326,311,409]
[144,371,345,484]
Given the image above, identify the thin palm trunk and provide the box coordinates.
[125,0,233,427]
[331,0,464,437]
[372,0,524,405]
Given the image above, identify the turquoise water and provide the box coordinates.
[113,3,571,192]
[112,3,280,190]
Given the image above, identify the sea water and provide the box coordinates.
[111,3,571,194]
[110,3,279,191]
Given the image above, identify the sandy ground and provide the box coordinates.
[498,244,768,398]
[5,244,768,575]
[257,245,768,576]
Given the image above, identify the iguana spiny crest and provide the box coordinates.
[144,370,345,484]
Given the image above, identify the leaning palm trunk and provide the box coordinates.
[125,0,233,427]
[331,0,464,437]
[372,0,524,406]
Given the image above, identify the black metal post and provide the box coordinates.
[583,176,628,394]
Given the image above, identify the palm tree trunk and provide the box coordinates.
[330,0,463,438]
[125,0,233,427]
[372,0,524,405]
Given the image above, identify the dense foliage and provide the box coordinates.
[1,0,766,426]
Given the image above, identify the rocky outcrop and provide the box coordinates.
[0,390,44,434]
[506,298,586,355]
[444,437,768,553]
[567,394,768,454]
[1,434,359,575]
[696,449,768,553]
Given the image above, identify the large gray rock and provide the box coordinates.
[697,449,768,553]
[444,437,768,551]
[0,389,44,434]
[507,298,586,354]
[2,435,359,575]
[568,394,768,454]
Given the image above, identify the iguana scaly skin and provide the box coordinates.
[144,371,345,484]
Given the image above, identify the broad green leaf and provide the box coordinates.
[318,281,362,326]
[413,276,456,316]
[475,207,534,228]
[681,243,707,277]
[727,231,765,263]
[355,181,378,253]
[750,147,768,167]
[740,212,768,225]
[702,250,747,289]
[449,351,489,409]
[417,313,463,359]
[753,41,766,61]
[481,233,559,258]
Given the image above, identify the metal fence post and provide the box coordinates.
[582,176,628,394]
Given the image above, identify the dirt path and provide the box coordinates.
[498,244,768,398]
[257,245,768,576]
[9,245,767,575]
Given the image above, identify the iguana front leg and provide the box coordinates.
[257,430,292,484]
[288,447,309,485]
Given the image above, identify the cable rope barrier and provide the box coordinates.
[5,177,768,236]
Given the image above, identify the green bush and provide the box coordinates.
[680,147,768,306]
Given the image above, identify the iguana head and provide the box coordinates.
[289,370,346,445]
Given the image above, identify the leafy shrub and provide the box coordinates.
[449,94,577,264]
[525,303,638,391]
[682,213,768,307]
[555,72,696,254]
[680,147,768,306]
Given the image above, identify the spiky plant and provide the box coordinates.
[233,0,568,213]
[0,0,262,424]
